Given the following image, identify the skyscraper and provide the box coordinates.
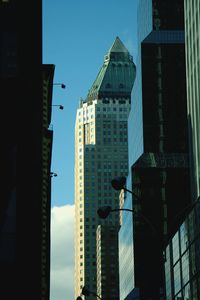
[162,2,200,299]
[118,1,191,299]
[184,0,200,201]
[74,37,136,299]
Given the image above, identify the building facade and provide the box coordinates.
[41,64,55,300]
[74,37,136,299]
[119,1,191,299]
[164,198,200,299]
[96,225,120,300]
[163,2,200,299]
[0,2,54,299]
[184,0,200,201]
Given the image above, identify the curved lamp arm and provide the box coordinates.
[112,208,157,236]
[81,286,102,300]
[110,176,141,200]
[97,206,157,236]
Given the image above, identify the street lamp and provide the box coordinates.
[110,177,200,238]
[53,83,66,89]
[111,176,140,200]
[97,205,157,235]
[51,104,64,110]
[77,286,103,300]
[50,172,57,177]
[99,176,166,299]
[103,176,156,234]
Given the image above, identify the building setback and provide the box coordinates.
[119,1,192,299]
[74,37,136,299]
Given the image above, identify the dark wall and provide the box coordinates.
[141,43,188,153]
[132,166,191,300]
[152,0,184,30]
[0,1,44,299]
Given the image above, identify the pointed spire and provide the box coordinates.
[108,36,129,53]
[86,36,136,102]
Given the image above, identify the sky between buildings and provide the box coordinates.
[42,0,138,299]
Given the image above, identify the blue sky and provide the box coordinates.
[43,0,138,207]
[42,1,138,299]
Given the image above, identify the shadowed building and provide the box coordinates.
[184,0,200,202]
[74,37,136,299]
[163,2,200,299]
[164,198,200,299]
[0,1,54,299]
[119,1,191,299]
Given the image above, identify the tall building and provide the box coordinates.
[0,2,54,299]
[74,37,136,299]
[119,1,191,299]
[162,2,200,299]
[184,0,200,201]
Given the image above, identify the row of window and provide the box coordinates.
[77,138,128,144]
[78,114,128,123]
[79,129,127,136]
[78,107,128,115]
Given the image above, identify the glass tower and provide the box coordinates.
[184,0,200,200]
[164,199,200,299]
[119,1,191,299]
[74,37,136,299]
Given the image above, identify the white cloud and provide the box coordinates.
[50,204,75,300]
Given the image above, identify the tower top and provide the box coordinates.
[108,36,129,53]
[85,36,136,103]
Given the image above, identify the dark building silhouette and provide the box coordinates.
[184,0,200,202]
[119,1,191,299]
[163,1,200,299]
[0,2,54,299]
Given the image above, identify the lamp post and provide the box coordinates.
[76,286,103,300]
[50,172,57,178]
[111,176,140,199]
[97,205,157,236]
[51,104,64,110]
[53,83,66,89]
[110,176,157,234]
[105,176,200,300]
[98,176,166,300]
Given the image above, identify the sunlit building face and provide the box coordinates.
[74,37,136,299]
